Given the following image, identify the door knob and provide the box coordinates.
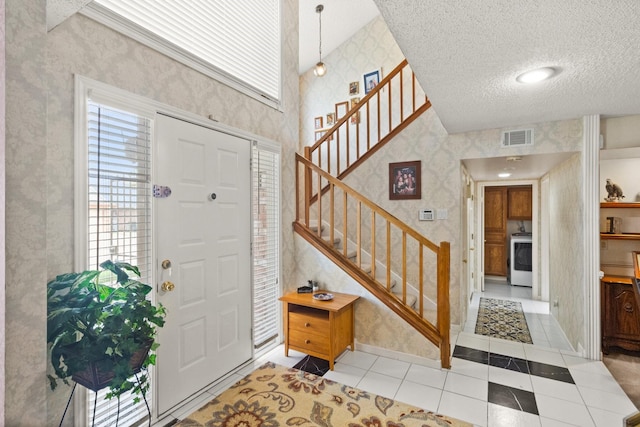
[161,281,175,292]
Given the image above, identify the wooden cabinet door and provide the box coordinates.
[484,187,507,276]
[508,186,532,219]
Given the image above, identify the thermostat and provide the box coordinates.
[419,209,434,221]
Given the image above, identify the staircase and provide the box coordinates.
[294,60,451,369]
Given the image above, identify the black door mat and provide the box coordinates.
[292,355,331,376]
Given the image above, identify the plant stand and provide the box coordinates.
[58,371,151,427]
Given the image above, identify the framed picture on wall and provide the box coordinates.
[335,101,348,119]
[314,116,323,129]
[326,112,335,126]
[364,69,381,94]
[349,81,359,95]
[389,160,421,200]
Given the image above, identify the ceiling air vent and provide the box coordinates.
[501,129,533,147]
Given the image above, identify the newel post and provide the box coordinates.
[303,147,312,225]
[437,241,451,369]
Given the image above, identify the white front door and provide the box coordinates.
[154,114,252,415]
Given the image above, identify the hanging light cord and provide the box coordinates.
[317,4,323,63]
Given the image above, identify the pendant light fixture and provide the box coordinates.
[314,4,327,77]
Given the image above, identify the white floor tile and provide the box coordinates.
[588,406,631,427]
[356,371,402,399]
[394,380,442,412]
[539,416,579,426]
[322,363,366,387]
[405,363,448,389]
[169,392,215,421]
[456,332,490,351]
[450,357,489,381]
[571,369,626,394]
[369,355,411,379]
[489,339,526,359]
[530,376,582,403]
[438,391,488,427]
[488,403,542,427]
[562,355,611,375]
[578,385,637,415]
[489,366,533,392]
[523,346,565,366]
[536,394,596,427]
[443,371,488,401]
[337,349,378,370]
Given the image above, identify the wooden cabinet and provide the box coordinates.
[600,202,640,240]
[279,291,359,370]
[484,186,507,276]
[601,275,640,353]
[508,186,532,220]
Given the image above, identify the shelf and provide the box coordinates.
[600,202,640,208]
[601,233,640,240]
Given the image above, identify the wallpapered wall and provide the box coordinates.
[6,0,300,424]
[297,16,585,359]
[548,154,584,350]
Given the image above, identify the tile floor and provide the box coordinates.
[164,282,638,427]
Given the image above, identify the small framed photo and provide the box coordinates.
[350,97,360,125]
[326,112,335,126]
[335,101,348,119]
[314,116,323,129]
[364,69,381,94]
[315,130,332,142]
[389,161,421,200]
[349,81,359,95]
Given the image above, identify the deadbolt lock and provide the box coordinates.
[161,259,172,270]
[161,281,175,292]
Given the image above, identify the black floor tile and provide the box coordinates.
[488,382,539,415]
[453,345,489,365]
[489,353,529,374]
[527,360,574,384]
[293,355,330,376]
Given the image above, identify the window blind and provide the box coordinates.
[252,142,281,350]
[89,0,281,103]
[87,101,153,426]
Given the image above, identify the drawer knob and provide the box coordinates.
[305,322,311,327]
[305,339,311,344]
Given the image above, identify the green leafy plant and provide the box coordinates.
[47,260,166,401]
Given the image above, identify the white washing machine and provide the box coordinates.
[510,233,532,287]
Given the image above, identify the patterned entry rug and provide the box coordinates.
[176,361,472,427]
[475,297,533,344]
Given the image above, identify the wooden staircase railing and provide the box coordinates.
[306,59,431,184]
[295,154,451,368]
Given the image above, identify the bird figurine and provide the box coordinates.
[605,178,625,201]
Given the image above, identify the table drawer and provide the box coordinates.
[289,310,329,335]
[289,329,329,354]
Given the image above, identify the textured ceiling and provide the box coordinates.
[373,0,640,133]
[47,0,93,30]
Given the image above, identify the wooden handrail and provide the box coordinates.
[306,59,430,182]
[294,153,451,368]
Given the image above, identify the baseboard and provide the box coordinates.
[354,339,448,369]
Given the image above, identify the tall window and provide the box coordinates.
[86,101,153,426]
[252,142,281,352]
[83,0,282,106]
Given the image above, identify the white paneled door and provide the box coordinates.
[155,114,252,415]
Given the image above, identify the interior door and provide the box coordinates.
[484,186,507,276]
[154,114,252,415]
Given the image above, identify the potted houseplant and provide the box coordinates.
[47,260,166,403]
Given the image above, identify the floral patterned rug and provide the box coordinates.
[176,361,472,427]
[475,297,533,344]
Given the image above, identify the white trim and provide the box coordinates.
[582,114,601,360]
[80,2,283,111]
[540,175,550,302]
[74,74,282,425]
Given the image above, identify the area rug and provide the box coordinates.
[293,354,331,376]
[475,297,533,344]
[175,361,472,427]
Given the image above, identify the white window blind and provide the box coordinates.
[252,142,281,350]
[87,0,282,104]
[86,101,153,426]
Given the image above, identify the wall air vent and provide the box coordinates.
[501,129,533,147]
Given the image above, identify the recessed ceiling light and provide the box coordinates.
[516,67,556,84]
[498,172,512,178]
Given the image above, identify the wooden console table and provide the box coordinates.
[279,291,359,370]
